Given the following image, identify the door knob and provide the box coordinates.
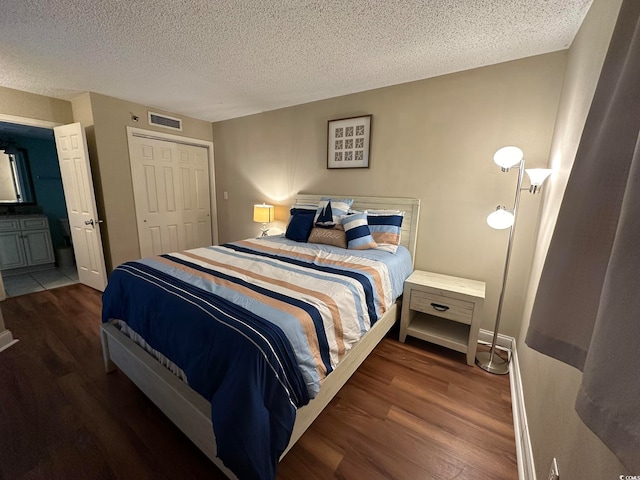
[84,219,104,227]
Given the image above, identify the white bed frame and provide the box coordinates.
[100,194,420,479]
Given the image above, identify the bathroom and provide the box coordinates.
[0,121,78,296]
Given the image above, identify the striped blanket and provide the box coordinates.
[102,237,412,479]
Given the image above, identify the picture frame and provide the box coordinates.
[327,115,372,169]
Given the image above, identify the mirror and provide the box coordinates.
[0,148,36,204]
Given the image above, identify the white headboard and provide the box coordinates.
[293,194,421,264]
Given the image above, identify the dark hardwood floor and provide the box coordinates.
[0,284,517,479]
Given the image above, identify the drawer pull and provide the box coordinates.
[431,303,450,312]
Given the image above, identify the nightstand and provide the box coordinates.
[400,271,485,366]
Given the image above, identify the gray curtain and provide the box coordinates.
[526,0,640,471]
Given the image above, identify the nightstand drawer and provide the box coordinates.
[409,290,474,325]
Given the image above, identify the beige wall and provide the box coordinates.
[71,92,215,271]
[0,86,72,351]
[516,0,630,478]
[0,86,215,273]
[0,86,73,125]
[212,52,566,337]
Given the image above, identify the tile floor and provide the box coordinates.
[2,266,79,297]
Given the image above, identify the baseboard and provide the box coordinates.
[0,329,18,353]
[478,329,535,480]
[509,340,536,479]
[478,328,514,351]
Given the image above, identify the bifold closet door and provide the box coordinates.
[129,136,212,258]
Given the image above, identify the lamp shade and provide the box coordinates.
[487,207,514,230]
[493,146,523,169]
[525,168,552,186]
[253,203,274,223]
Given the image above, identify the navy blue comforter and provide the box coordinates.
[102,238,409,479]
[102,260,310,479]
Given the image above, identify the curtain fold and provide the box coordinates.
[526,0,640,471]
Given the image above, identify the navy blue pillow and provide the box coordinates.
[285,213,315,242]
[290,207,317,216]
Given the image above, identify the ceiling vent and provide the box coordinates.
[148,112,183,131]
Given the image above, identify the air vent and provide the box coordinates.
[148,112,183,131]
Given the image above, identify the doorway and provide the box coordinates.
[0,119,80,297]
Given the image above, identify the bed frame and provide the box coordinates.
[100,194,420,479]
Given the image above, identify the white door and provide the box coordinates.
[129,135,212,257]
[54,123,108,291]
[175,143,212,249]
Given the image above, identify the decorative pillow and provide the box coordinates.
[314,197,354,228]
[290,203,318,215]
[366,209,402,215]
[307,227,347,249]
[366,211,405,253]
[342,212,377,250]
[285,212,315,242]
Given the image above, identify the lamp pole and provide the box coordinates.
[476,159,526,375]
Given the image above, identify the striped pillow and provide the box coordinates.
[366,211,404,253]
[342,212,377,250]
[314,197,354,227]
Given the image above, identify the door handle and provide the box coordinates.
[84,219,104,227]
[430,303,450,312]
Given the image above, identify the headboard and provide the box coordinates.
[293,194,421,264]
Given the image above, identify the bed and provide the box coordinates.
[100,194,420,479]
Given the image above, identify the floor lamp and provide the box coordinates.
[476,146,552,375]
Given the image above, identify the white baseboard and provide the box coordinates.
[0,329,18,353]
[509,339,536,480]
[478,328,514,351]
[478,329,535,480]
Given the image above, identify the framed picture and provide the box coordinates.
[327,115,372,169]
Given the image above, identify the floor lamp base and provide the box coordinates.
[475,350,509,375]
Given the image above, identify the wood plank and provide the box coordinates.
[0,285,517,479]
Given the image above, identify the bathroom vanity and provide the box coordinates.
[0,215,55,274]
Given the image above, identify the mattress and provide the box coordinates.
[102,236,413,479]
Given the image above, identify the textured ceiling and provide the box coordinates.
[0,0,593,122]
